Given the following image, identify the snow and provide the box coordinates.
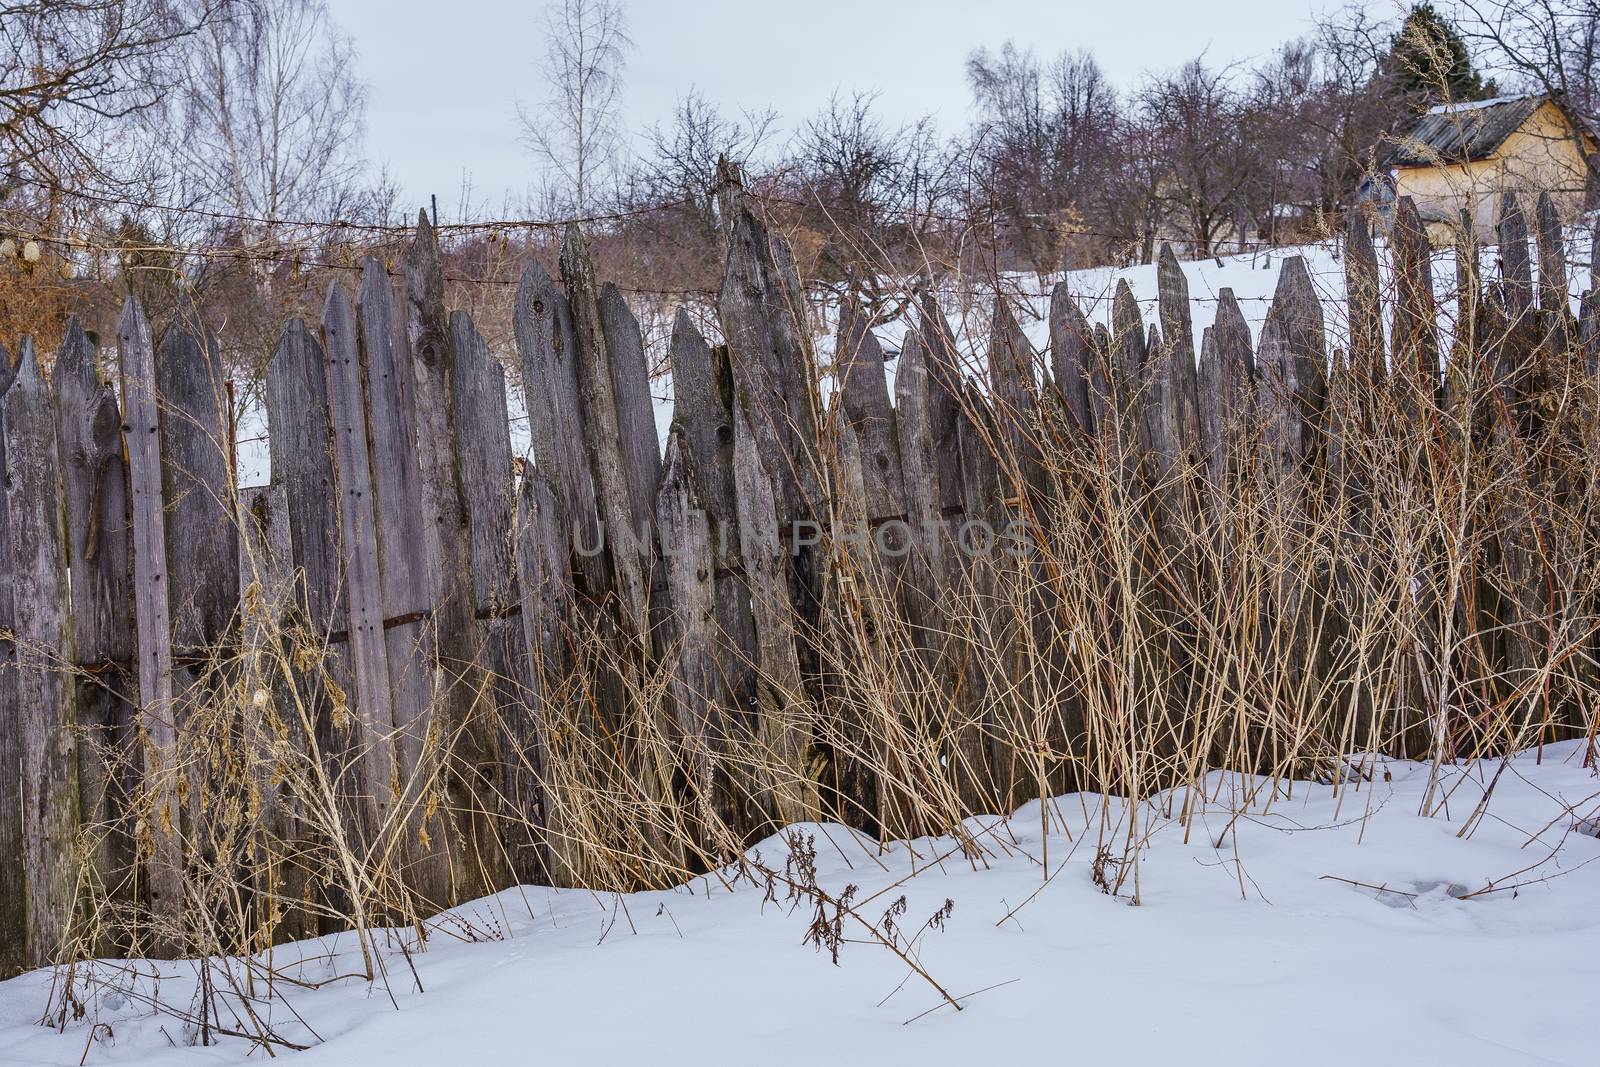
[1427,95,1538,115]
[4,742,1597,1066]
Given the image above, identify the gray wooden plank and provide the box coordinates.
[1391,196,1439,406]
[451,310,520,617]
[156,297,239,653]
[355,258,446,899]
[116,296,184,953]
[236,481,318,942]
[558,226,676,835]
[837,303,907,528]
[356,259,431,621]
[1535,190,1569,319]
[2,341,80,971]
[731,401,819,825]
[1157,244,1200,455]
[450,308,537,883]
[1343,213,1385,385]
[320,282,400,834]
[1256,257,1327,482]
[599,282,663,545]
[52,320,135,940]
[655,429,723,835]
[266,319,348,636]
[560,226,653,646]
[513,256,606,598]
[513,468,573,884]
[404,219,503,902]
[916,292,969,518]
[987,296,1045,499]
[666,311,759,829]
[1048,283,1094,439]
[0,341,20,976]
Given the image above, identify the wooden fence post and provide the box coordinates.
[0,342,21,976]
[1535,190,1569,323]
[1,341,79,972]
[513,469,575,885]
[1344,212,1385,387]
[264,314,358,865]
[1048,282,1095,441]
[355,258,456,901]
[1495,192,1538,432]
[910,293,999,809]
[235,481,316,943]
[1156,244,1201,461]
[730,398,820,825]
[1196,289,1255,487]
[1391,197,1439,414]
[718,194,827,820]
[403,219,506,901]
[117,296,184,954]
[559,227,678,838]
[663,310,761,832]
[448,308,538,882]
[156,297,239,659]
[52,321,135,943]
[655,431,722,837]
[1256,258,1327,485]
[514,257,605,601]
[320,283,400,839]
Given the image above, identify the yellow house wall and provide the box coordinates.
[1392,101,1594,241]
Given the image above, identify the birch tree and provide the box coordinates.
[166,0,374,239]
[518,0,630,215]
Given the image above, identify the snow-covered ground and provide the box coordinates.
[3,742,1596,1066]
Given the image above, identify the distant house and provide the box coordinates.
[1363,94,1596,243]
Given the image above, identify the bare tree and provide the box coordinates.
[1,0,211,189]
[1097,113,1166,264]
[789,90,953,300]
[164,0,374,237]
[1140,59,1260,256]
[630,88,775,230]
[518,0,630,215]
[965,43,1118,269]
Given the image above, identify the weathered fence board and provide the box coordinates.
[1344,213,1385,384]
[514,257,606,598]
[1048,283,1095,440]
[1391,197,1439,410]
[405,219,504,903]
[52,321,135,931]
[2,342,80,972]
[449,307,538,882]
[0,343,22,975]
[320,282,400,834]
[513,468,573,884]
[664,311,760,830]
[117,297,185,952]
[236,481,317,943]
[156,297,239,655]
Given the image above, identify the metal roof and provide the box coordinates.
[1383,95,1548,169]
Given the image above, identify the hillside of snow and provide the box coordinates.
[3,742,1596,1066]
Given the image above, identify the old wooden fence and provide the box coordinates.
[1,181,1596,974]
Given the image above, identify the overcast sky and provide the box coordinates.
[327,0,1340,216]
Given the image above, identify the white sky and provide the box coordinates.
[327,0,1339,217]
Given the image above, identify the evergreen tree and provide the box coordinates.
[1391,3,1496,104]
